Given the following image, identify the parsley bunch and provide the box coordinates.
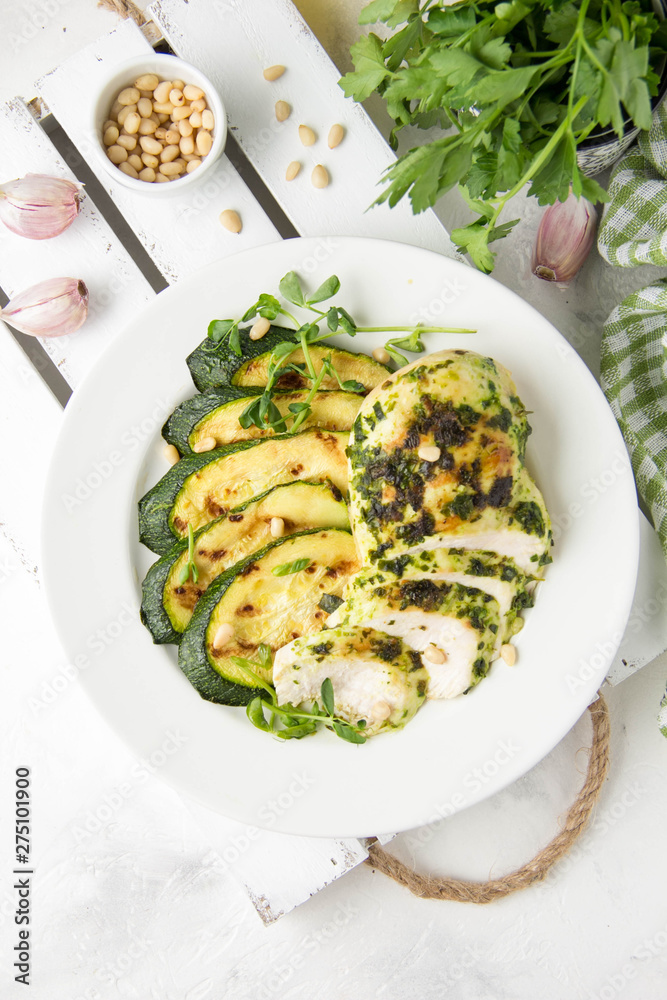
[341,0,667,271]
[207,270,474,434]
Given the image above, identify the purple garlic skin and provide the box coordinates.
[0,173,83,240]
[533,191,597,283]
[1,277,89,337]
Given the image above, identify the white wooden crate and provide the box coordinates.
[1,0,665,926]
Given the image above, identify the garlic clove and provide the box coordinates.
[0,277,89,338]
[0,174,83,240]
[533,191,597,283]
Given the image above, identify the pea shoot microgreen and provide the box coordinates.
[231,645,368,744]
[205,271,475,435]
[178,523,199,585]
[271,558,311,577]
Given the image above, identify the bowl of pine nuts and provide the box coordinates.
[90,54,227,194]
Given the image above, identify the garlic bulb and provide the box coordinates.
[533,192,597,283]
[0,174,83,240]
[1,277,89,337]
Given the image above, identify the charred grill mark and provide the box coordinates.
[206,498,226,518]
[228,513,244,522]
[172,516,187,532]
[235,604,258,617]
[240,562,260,576]
[290,464,304,476]
[206,548,228,561]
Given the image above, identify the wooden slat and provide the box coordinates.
[148,0,459,256]
[36,20,282,286]
[0,97,154,388]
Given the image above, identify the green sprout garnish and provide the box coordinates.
[178,523,199,585]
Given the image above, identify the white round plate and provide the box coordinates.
[42,237,639,838]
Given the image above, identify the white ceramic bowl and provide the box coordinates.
[90,53,227,196]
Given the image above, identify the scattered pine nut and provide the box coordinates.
[219,209,242,233]
[164,444,180,465]
[212,623,235,649]
[311,164,329,188]
[423,644,447,664]
[285,160,301,181]
[275,100,291,122]
[263,64,286,81]
[417,444,441,462]
[500,644,517,665]
[192,436,217,453]
[371,701,392,721]
[373,347,391,365]
[328,123,344,148]
[299,124,316,146]
[250,317,271,340]
[270,516,285,538]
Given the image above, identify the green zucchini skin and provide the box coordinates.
[162,386,262,453]
[178,528,331,706]
[138,439,259,555]
[140,544,186,645]
[187,325,297,392]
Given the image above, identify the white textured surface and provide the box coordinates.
[1,1,667,998]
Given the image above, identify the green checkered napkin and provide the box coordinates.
[596,104,667,565]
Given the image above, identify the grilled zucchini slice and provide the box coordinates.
[138,429,348,554]
[140,481,349,644]
[163,387,364,454]
[178,528,360,705]
[187,324,390,393]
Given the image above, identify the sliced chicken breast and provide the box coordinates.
[273,627,428,736]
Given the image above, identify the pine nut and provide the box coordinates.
[103,126,119,146]
[212,623,234,649]
[138,117,158,135]
[107,144,128,164]
[263,64,285,81]
[196,130,213,156]
[139,135,162,155]
[124,112,141,134]
[192,436,217,453]
[152,101,174,115]
[154,127,167,140]
[139,166,156,182]
[189,110,202,128]
[116,134,136,151]
[128,154,143,171]
[285,160,301,181]
[299,124,316,146]
[423,644,446,664]
[117,104,137,126]
[118,87,140,106]
[159,161,184,176]
[137,97,153,118]
[311,164,329,188]
[270,516,285,538]
[371,700,392,721]
[179,135,195,156]
[373,347,391,365]
[155,173,170,183]
[178,119,193,137]
[118,161,139,179]
[103,119,117,132]
[141,152,159,168]
[110,99,123,118]
[183,153,200,161]
[250,317,271,340]
[138,91,153,101]
[174,157,187,169]
[169,88,185,107]
[135,73,159,91]
[219,209,242,233]
[172,79,185,91]
[164,128,180,145]
[157,113,170,124]
[201,109,215,130]
[164,443,180,464]
[500,644,517,665]
[171,104,191,121]
[161,144,180,163]
[186,159,202,173]
[417,444,441,462]
[275,100,291,122]
[190,98,206,112]
[153,80,172,104]
[328,123,345,148]
[183,83,205,101]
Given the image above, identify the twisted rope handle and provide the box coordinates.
[366,691,610,903]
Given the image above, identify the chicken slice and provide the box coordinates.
[273,627,428,736]
[335,575,501,699]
